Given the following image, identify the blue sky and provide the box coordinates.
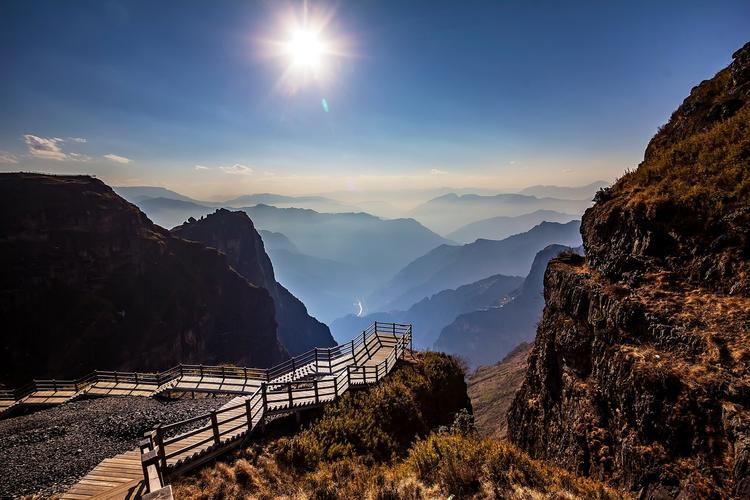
[1,0,748,198]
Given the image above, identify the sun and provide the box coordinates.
[260,5,351,91]
[286,27,326,71]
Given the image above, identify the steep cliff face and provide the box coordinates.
[508,42,750,498]
[172,209,335,355]
[0,174,287,386]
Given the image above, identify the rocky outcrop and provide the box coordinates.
[508,42,750,498]
[172,209,335,355]
[0,174,287,386]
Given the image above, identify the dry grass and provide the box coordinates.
[173,352,625,499]
[173,432,626,499]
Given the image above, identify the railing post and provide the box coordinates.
[347,366,351,386]
[329,352,333,373]
[155,424,167,470]
[114,371,119,384]
[333,376,338,397]
[287,383,293,408]
[243,367,247,379]
[245,399,253,430]
[351,339,355,364]
[385,357,389,374]
[314,348,318,371]
[314,379,319,405]
[199,364,204,378]
[221,366,226,379]
[210,411,220,445]
[135,372,139,385]
[262,384,267,410]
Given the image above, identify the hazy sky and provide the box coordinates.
[1,1,748,198]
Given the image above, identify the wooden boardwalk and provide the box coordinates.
[57,322,412,500]
[62,450,145,500]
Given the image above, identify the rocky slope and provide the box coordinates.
[172,209,335,355]
[508,42,750,498]
[468,342,532,439]
[0,174,287,386]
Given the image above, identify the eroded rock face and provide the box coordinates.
[508,42,750,498]
[172,209,335,355]
[0,174,288,385]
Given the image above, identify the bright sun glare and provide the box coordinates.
[286,28,325,70]
[263,4,350,92]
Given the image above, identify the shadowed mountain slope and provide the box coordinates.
[371,220,582,312]
[0,174,287,386]
[330,273,523,347]
[172,209,335,355]
[435,244,580,367]
[447,209,577,243]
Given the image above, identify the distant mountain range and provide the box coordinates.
[259,230,299,253]
[435,244,582,367]
[222,193,360,213]
[114,189,453,321]
[172,209,335,355]
[240,204,451,321]
[409,192,593,234]
[329,273,524,348]
[135,197,214,228]
[370,220,582,312]
[446,209,577,243]
[517,180,609,199]
[113,185,204,204]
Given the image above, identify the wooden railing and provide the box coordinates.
[139,322,413,493]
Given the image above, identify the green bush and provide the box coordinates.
[276,352,470,469]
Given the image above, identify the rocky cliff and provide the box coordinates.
[508,43,750,498]
[172,209,335,355]
[0,174,288,386]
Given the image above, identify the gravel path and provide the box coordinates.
[0,396,231,498]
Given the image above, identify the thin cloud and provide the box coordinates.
[220,164,253,175]
[23,135,68,161]
[23,134,90,161]
[194,165,211,171]
[68,137,87,143]
[103,153,132,164]
[430,168,448,175]
[0,151,19,164]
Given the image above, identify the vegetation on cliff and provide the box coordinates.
[173,352,622,499]
[509,42,750,498]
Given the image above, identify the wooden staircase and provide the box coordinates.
[58,322,412,500]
